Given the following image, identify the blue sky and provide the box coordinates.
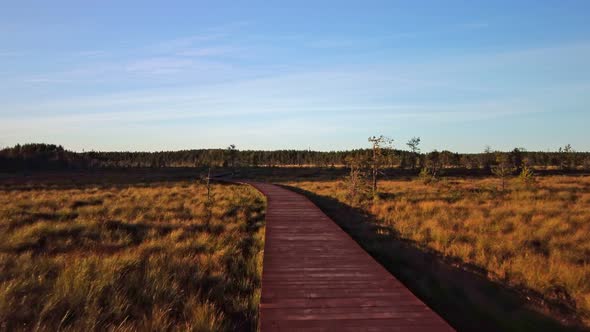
[1,1,589,152]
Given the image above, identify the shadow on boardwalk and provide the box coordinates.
[282,185,589,332]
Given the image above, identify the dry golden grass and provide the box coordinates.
[287,175,590,325]
[0,181,265,331]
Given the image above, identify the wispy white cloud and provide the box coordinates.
[22,77,71,84]
[125,57,195,74]
[176,46,240,57]
[2,66,568,130]
[151,33,228,52]
[11,26,248,83]
[145,24,252,55]
[9,40,590,107]
[76,50,108,58]
[307,39,358,49]
[8,39,590,116]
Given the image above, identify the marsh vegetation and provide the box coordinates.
[2,164,589,331]
[0,179,265,331]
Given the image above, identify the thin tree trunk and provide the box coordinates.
[372,147,377,195]
[372,168,377,194]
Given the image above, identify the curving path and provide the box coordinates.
[246,181,455,331]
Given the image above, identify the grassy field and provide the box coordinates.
[0,178,265,331]
[286,175,590,330]
[2,168,589,330]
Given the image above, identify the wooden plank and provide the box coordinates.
[243,182,455,331]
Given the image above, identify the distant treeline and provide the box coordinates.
[1,143,589,172]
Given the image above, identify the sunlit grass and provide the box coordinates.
[0,181,265,331]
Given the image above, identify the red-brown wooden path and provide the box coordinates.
[245,181,455,331]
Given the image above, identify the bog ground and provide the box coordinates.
[0,175,265,331]
[0,169,589,331]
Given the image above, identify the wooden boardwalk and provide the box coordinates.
[246,182,455,331]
